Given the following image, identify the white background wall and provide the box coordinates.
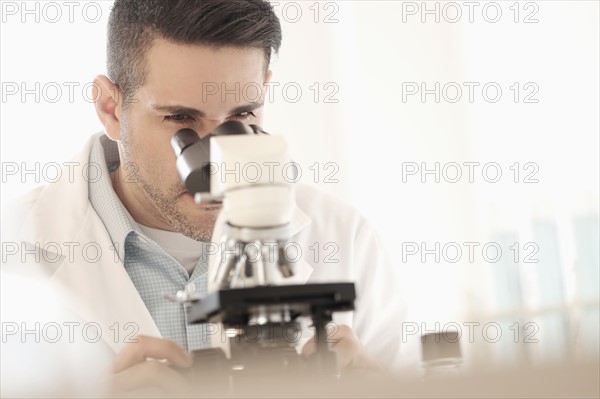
[1,0,598,369]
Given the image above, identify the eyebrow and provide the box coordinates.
[151,102,264,118]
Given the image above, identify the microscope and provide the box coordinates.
[167,121,356,390]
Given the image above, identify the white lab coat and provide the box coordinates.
[1,133,408,393]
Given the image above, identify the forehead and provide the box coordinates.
[141,39,266,109]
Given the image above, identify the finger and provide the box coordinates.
[112,359,191,394]
[350,348,389,372]
[301,339,317,357]
[301,324,355,358]
[325,325,386,371]
[329,336,358,369]
[113,335,193,373]
[328,324,359,347]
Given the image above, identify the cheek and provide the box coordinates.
[124,118,180,185]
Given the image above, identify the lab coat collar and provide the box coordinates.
[19,133,161,353]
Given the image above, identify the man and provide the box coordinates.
[3,0,406,394]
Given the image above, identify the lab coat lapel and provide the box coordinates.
[19,134,160,354]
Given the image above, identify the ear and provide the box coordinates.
[93,75,123,141]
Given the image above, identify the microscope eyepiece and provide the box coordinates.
[171,128,200,156]
[213,120,254,136]
[171,122,271,196]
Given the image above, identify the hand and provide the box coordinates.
[110,335,194,396]
[301,324,387,373]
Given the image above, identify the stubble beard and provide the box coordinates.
[119,125,218,242]
[136,175,218,242]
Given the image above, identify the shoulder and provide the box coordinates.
[293,183,374,240]
[14,184,46,208]
[1,186,45,237]
[295,183,360,218]
[1,132,101,240]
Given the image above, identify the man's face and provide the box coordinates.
[115,39,270,240]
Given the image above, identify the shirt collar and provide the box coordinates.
[88,135,142,262]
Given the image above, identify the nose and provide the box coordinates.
[196,118,225,139]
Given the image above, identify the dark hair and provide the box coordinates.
[107,0,282,106]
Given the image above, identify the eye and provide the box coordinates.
[228,111,256,121]
[164,114,194,124]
